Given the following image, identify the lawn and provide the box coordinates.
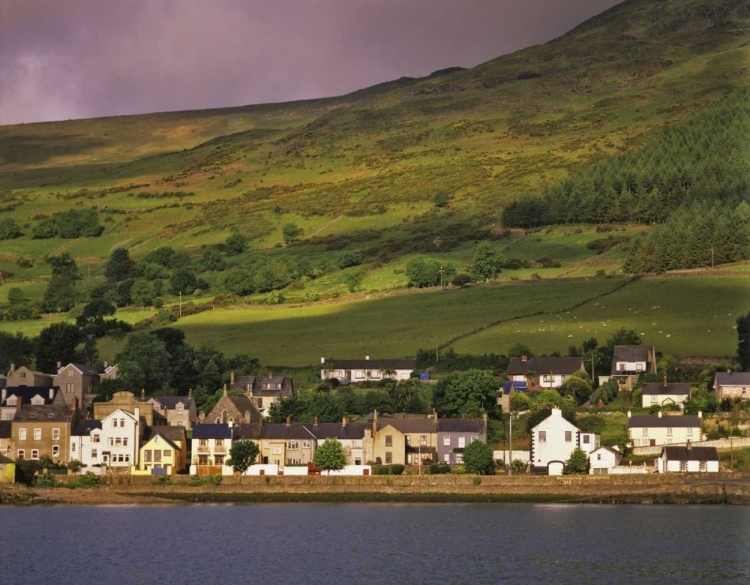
[452,275,750,358]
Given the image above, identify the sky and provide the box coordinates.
[0,0,622,125]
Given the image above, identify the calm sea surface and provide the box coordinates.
[1,504,748,585]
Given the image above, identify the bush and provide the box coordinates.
[390,464,405,475]
[472,477,482,486]
[429,463,440,475]
[0,218,22,240]
[452,273,472,287]
[373,465,391,475]
[511,459,526,473]
[35,471,58,487]
[434,191,450,207]
[462,440,496,475]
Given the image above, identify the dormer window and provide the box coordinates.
[7,396,17,406]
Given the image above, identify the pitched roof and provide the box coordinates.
[379,417,436,433]
[323,358,415,371]
[260,423,317,440]
[58,363,99,376]
[506,357,584,376]
[13,405,76,422]
[437,419,485,433]
[612,345,652,362]
[0,421,11,438]
[642,383,691,396]
[237,423,263,440]
[501,381,527,395]
[228,394,260,415]
[3,386,60,405]
[305,422,365,440]
[715,372,750,386]
[192,424,236,440]
[146,426,187,445]
[232,375,294,397]
[661,446,719,462]
[145,433,180,451]
[72,420,102,436]
[0,453,14,464]
[145,396,194,410]
[628,415,701,428]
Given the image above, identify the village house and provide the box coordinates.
[320,356,415,383]
[628,411,703,447]
[713,372,750,402]
[498,380,527,413]
[138,391,197,429]
[369,412,438,466]
[132,432,184,475]
[230,372,294,417]
[655,445,719,473]
[204,386,263,425]
[6,365,53,388]
[530,407,600,475]
[69,420,104,473]
[94,391,160,426]
[190,423,241,473]
[506,356,585,389]
[53,363,100,409]
[259,420,316,468]
[641,380,692,409]
[607,345,656,389]
[437,416,487,465]
[100,362,119,380]
[11,403,78,462]
[589,446,623,475]
[97,408,143,471]
[307,418,370,466]
[1,387,65,421]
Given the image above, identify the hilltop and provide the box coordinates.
[0,0,748,365]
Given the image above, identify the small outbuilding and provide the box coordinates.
[589,446,622,475]
[0,453,16,483]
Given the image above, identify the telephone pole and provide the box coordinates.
[439,265,445,290]
[179,291,183,318]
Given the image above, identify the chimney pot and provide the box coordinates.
[286,416,291,426]
[57,361,61,370]
[230,371,235,385]
[314,416,318,426]
[627,410,632,418]
[141,389,146,399]
[521,355,528,362]
[365,355,370,361]
[657,411,662,418]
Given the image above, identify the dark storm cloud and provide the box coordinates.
[0,0,622,125]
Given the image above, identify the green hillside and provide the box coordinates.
[0,0,748,366]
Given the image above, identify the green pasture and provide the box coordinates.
[452,275,750,358]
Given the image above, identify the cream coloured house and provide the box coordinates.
[641,381,691,409]
[320,357,415,382]
[628,412,703,447]
[713,372,750,402]
[655,446,719,473]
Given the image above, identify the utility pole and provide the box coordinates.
[508,413,513,476]
[179,291,183,318]
[439,265,445,290]
[711,247,714,270]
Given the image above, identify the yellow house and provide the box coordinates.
[372,414,438,466]
[0,454,15,483]
[131,433,184,476]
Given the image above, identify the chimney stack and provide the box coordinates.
[141,389,146,399]
[199,411,206,423]
[49,388,54,400]
[342,416,348,427]
[482,412,488,435]
[313,416,318,427]
[230,371,235,385]
[56,361,62,371]
[104,361,108,369]
[16,396,23,411]
[373,409,378,435]
[663,375,667,387]
[627,410,632,418]
[698,410,703,419]
[9,363,15,375]
[135,406,140,423]
[521,354,528,362]
[1,389,5,402]
[657,411,662,418]
[286,416,291,426]
[188,388,193,399]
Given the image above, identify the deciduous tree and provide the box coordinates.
[313,438,347,472]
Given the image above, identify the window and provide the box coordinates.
[272,446,281,455]
[565,431,572,442]
[17,449,25,460]
[20,372,26,378]
[303,441,311,449]
[109,438,114,446]
[456,454,463,464]
[583,435,590,444]
[543,375,553,383]
[636,363,644,371]
[458,437,466,448]
[154,451,162,463]
[420,435,427,446]
[471,436,478,443]
[52,445,60,457]
[288,458,302,465]
[617,363,626,371]
[385,452,392,464]
[199,439,208,447]
[687,427,693,436]
[52,428,60,440]
[699,461,707,472]
[405,435,411,445]
[125,455,130,463]
[355,371,366,379]
[215,455,224,465]
[19,429,26,441]
[444,454,451,463]
[123,438,129,447]
[667,428,673,436]
[443,436,450,446]
[679,461,687,472]
[642,428,649,436]
[91,449,98,458]
[72,443,76,453]
[198,455,208,465]
[666,439,672,445]
[385,435,393,447]
[163,450,171,458]
[597,453,602,461]
[120,418,126,427]
[287,441,299,450]
[31,449,39,460]
[144,451,152,462]
[33,428,41,441]
[66,383,75,394]
[539,431,546,442]
[115,438,122,447]
[263,441,270,448]
[177,404,184,413]
[650,395,658,403]
[92,434,100,443]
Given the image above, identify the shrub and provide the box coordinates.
[463,440,496,475]
[511,459,526,473]
[373,465,391,475]
[531,273,542,280]
[429,463,441,475]
[390,464,405,475]
[35,471,58,487]
[434,191,450,207]
[452,273,472,287]
[472,477,482,486]
[0,218,22,240]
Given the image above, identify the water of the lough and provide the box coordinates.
[1,503,748,585]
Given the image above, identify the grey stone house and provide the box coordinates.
[53,363,100,409]
[437,416,487,465]
[230,373,293,417]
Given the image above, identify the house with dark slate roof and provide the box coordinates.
[641,381,692,409]
[230,372,293,417]
[713,371,750,402]
[204,387,263,425]
[12,404,78,462]
[138,390,197,429]
[53,363,100,409]
[191,423,240,470]
[320,356,415,382]
[1,386,64,421]
[506,356,584,389]
[260,421,317,467]
[437,417,487,465]
[306,419,369,465]
[628,411,703,447]
[369,412,438,466]
[655,445,719,473]
[609,345,656,389]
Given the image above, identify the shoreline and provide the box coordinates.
[3,474,749,506]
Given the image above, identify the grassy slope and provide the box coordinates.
[0,0,748,364]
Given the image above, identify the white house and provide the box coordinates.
[530,407,599,475]
[320,357,415,382]
[506,356,585,389]
[628,411,703,447]
[190,423,245,474]
[307,419,370,466]
[713,372,750,402]
[608,345,656,389]
[99,408,142,470]
[655,445,719,473]
[589,446,622,475]
[70,420,104,473]
[641,381,691,409]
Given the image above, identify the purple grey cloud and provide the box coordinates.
[0,0,622,125]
